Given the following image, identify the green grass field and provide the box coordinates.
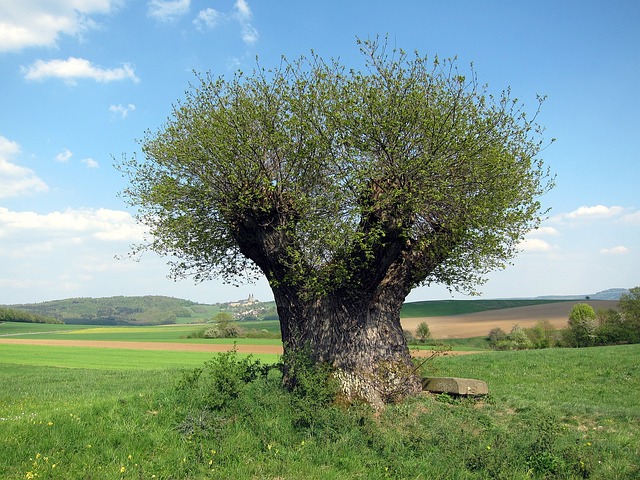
[0,322,93,335]
[1,337,638,478]
[0,343,279,369]
[0,321,283,343]
[399,298,570,317]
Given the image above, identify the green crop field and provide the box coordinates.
[399,299,570,317]
[1,339,638,478]
[0,343,279,369]
[0,321,283,343]
[0,322,93,335]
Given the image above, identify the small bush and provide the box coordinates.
[201,312,245,338]
[202,324,244,338]
[416,322,431,343]
[176,347,265,411]
[488,327,507,347]
[489,325,534,350]
[280,347,341,430]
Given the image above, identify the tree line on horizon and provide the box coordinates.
[484,287,640,350]
[0,307,62,324]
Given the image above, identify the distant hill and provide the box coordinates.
[3,296,200,326]
[535,288,630,301]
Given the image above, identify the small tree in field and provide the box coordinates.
[120,38,553,406]
[564,303,597,347]
[416,322,432,343]
[205,311,243,338]
[510,324,533,350]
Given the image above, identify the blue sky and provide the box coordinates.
[1,0,638,305]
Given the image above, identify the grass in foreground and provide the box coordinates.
[1,345,638,479]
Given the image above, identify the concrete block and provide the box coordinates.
[423,377,488,396]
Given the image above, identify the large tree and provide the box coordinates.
[120,39,553,407]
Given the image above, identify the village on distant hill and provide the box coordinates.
[0,288,630,326]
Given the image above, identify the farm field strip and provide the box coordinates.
[0,343,279,369]
[0,338,283,354]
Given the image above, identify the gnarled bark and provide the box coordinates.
[273,283,421,409]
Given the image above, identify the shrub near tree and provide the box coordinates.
[120,38,553,406]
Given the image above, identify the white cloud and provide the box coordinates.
[0,0,122,52]
[240,23,258,45]
[82,158,99,168]
[528,226,559,237]
[0,135,48,198]
[620,210,640,225]
[233,0,258,44]
[599,245,630,255]
[194,8,224,31]
[193,1,258,44]
[0,207,145,243]
[520,238,554,252]
[148,0,190,22]
[23,57,139,84]
[234,0,251,20]
[565,204,624,220]
[109,103,136,119]
[0,206,154,303]
[56,148,73,162]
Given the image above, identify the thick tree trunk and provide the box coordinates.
[273,281,422,409]
[230,190,426,408]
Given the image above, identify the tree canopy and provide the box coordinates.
[122,38,553,299]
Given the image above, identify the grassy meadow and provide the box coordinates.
[1,318,638,479]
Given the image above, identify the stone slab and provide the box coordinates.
[423,377,488,396]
